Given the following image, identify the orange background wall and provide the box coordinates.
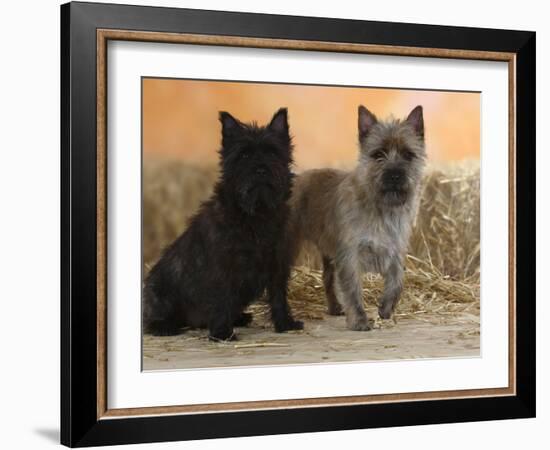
[143,78,480,171]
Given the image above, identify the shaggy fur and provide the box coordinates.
[289,106,427,330]
[143,108,303,340]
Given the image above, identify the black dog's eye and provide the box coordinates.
[371,150,386,160]
[403,150,416,161]
[240,152,250,160]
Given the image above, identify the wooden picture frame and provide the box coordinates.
[61,1,535,447]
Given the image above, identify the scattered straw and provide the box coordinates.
[234,343,290,349]
[248,265,479,327]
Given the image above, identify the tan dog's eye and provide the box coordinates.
[371,150,386,160]
[403,150,416,161]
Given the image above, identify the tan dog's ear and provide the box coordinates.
[406,105,424,138]
[358,105,378,141]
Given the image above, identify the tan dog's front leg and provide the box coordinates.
[334,252,371,331]
[378,260,404,319]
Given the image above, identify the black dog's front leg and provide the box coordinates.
[208,298,237,341]
[267,259,303,332]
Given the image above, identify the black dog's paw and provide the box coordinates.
[208,329,237,342]
[274,318,304,333]
[234,312,253,327]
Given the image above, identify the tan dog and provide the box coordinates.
[289,105,427,330]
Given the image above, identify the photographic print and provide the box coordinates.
[141,78,481,370]
[62,3,535,446]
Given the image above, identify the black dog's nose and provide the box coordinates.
[256,167,267,175]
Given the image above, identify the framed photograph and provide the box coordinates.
[61,1,535,447]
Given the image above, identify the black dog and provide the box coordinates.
[143,108,303,340]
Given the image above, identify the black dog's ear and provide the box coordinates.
[358,105,378,141]
[268,108,289,136]
[406,105,424,138]
[219,111,243,140]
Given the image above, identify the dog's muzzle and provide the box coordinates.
[380,168,409,206]
[381,168,407,192]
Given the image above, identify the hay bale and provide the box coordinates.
[409,165,480,281]
[142,158,480,284]
[141,158,480,333]
[294,165,481,281]
[142,158,219,268]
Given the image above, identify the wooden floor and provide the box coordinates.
[142,311,480,371]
